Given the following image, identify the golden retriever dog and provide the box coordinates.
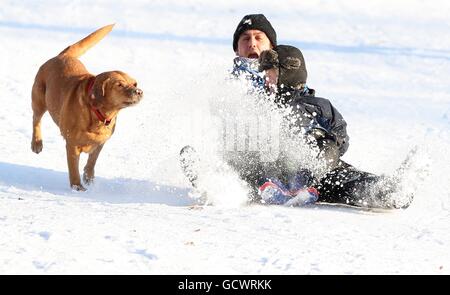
[31,24,143,191]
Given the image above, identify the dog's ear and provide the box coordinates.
[92,77,110,107]
[101,77,110,97]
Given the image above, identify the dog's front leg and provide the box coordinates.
[83,143,104,185]
[66,143,85,191]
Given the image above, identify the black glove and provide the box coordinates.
[303,128,340,170]
[316,138,340,170]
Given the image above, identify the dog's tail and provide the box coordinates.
[59,24,115,58]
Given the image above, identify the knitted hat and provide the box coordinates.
[233,14,277,52]
[259,45,307,88]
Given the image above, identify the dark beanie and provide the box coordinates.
[259,45,307,88]
[233,14,277,52]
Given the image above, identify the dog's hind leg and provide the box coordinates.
[83,143,104,185]
[31,80,47,154]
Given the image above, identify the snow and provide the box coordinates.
[0,0,449,274]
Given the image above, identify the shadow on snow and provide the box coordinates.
[0,162,194,206]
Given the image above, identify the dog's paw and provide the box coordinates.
[83,172,95,186]
[71,184,87,192]
[31,139,43,154]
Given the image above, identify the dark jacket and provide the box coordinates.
[278,87,349,169]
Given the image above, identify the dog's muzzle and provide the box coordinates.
[123,87,143,106]
[133,88,143,97]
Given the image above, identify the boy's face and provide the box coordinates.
[236,30,272,58]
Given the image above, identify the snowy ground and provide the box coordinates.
[0,0,449,274]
